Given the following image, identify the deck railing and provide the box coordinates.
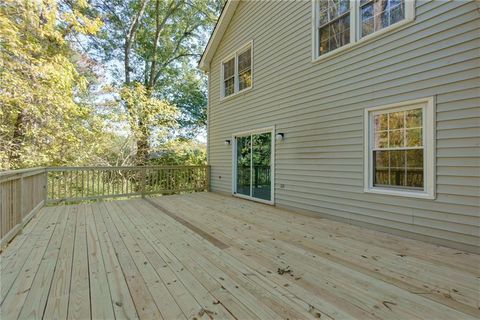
[0,168,47,248]
[0,165,210,249]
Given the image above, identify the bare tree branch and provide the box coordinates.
[147,0,185,90]
[125,0,150,84]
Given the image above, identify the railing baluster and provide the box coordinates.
[57,172,61,201]
[96,170,99,197]
[15,165,209,205]
[81,170,84,199]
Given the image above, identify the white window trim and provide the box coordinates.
[312,0,416,63]
[363,97,436,199]
[220,40,254,101]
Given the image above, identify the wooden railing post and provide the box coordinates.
[18,173,24,235]
[140,167,146,198]
[44,168,48,203]
[206,165,211,192]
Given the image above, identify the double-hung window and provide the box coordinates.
[221,42,253,98]
[223,58,235,97]
[364,97,435,199]
[314,0,415,59]
[318,0,351,56]
[359,0,407,37]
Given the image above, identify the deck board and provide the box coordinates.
[68,204,91,320]
[0,192,478,320]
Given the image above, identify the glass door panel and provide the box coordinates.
[252,133,271,201]
[236,135,251,196]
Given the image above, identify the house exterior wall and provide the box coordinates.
[207,0,480,252]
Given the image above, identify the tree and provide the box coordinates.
[150,138,206,165]
[0,0,108,169]
[88,0,222,164]
[119,83,179,163]
[159,64,208,136]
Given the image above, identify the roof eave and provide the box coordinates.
[198,0,239,72]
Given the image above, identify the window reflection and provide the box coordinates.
[360,0,405,38]
[373,107,424,189]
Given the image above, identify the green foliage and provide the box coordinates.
[0,0,109,170]
[160,65,207,136]
[0,0,222,170]
[90,0,222,148]
[120,83,179,139]
[150,139,206,165]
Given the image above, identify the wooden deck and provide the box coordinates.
[1,193,479,320]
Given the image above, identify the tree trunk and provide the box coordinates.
[124,0,150,84]
[148,0,183,90]
[136,121,150,165]
[125,44,131,84]
[374,0,388,32]
[8,109,25,168]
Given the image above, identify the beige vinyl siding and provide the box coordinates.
[207,0,480,252]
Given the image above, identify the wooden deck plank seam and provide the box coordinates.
[92,202,140,319]
[144,198,230,250]
[107,200,198,319]
[87,204,116,319]
[0,207,57,305]
[123,200,264,319]
[43,205,77,319]
[98,203,159,319]
[132,199,289,319]
[143,198,368,320]
[178,193,480,315]
[113,200,226,320]
[0,206,59,307]
[6,206,65,319]
[101,201,167,319]
[67,204,92,319]
[149,195,479,319]
[117,199,246,319]
[37,206,75,320]
[117,200,239,320]
[136,199,328,320]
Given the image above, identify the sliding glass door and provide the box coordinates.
[234,130,273,203]
[236,135,251,197]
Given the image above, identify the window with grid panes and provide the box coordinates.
[221,43,252,98]
[314,0,413,59]
[372,107,423,189]
[222,58,235,97]
[238,48,252,91]
[318,0,351,56]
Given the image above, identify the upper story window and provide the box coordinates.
[221,42,253,99]
[319,0,351,56]
[223,58,235,96]
[360,0,406,37]
[314,0,415,60]
[364,97,435,199]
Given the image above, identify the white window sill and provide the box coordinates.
[219,86,253,102]
[312,18,414,64]
[364,187,435,200]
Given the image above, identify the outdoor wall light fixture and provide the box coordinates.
[276,133,284,141]
[224,139,231,146]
